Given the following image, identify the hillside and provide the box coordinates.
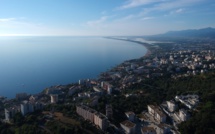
[144,27,215,40]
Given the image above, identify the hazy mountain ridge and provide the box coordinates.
[145,27,215,40]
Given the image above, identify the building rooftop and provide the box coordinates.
[167,100,175,104]
[141,127,156,133]
[157,123,169,129]
[95,112,108,119]
[125,111,135,116]
[120,120,136,128]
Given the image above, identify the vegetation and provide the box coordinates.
[94,72,215,133]
[1,70,215,133]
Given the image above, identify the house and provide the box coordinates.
[29,95,38,102]
[120,120,136,134]
[141,127,156,134]
[50,94,58,104]
[16,93,28,100]
[166,100,177,112]
[125,111,135,122]
[94,112,109,130]
[148,105,166,123]
[106,104,113,119]
[156,124,170,134]
[68,86,79,96]
[5,107,20,121]
[76,104,109,131]
[179,109,189,121]
[21,101,34,116]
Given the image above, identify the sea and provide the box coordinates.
[0,36,147,98]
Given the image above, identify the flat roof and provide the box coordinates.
[158,123,169,129]
[120,120,136,128]
[125,111,135,116]
[142,127,156,133]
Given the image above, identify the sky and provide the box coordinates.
[0,0,215,36]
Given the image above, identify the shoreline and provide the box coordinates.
[3,37,152,99]
[104,37,153,58]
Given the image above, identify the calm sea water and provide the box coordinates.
[0,36,146,98]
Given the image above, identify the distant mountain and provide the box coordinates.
[146,27,215,39]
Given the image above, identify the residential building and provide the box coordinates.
[45,87,62,95]
[93,86,103,92]
[76,104,96,122]
[148,105,166,123]
[29,95,38,102]
[16,93,28,100]
[107,86,112,94]
[179,109,189,121]
[50,94,58,104]
[166,100,177,112]
[125,111,135,122]
[120,120,136,134]
[106,104,113,119]
[94,112,109,130]
[101,81,112,91]
[76,104,109,130]
[34,102,44,110]
[68,86,79,96]
[141,127,156,134]
[21,101,34,116]
[156,124,170,134]
[79,79,91,87]
[5,107,19,121]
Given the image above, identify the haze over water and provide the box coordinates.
[0,36,146,98]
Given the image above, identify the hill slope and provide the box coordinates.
[145,27,215,39]
[164,27,215,38]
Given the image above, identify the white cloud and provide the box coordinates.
[118,0,159,9]
[118,0,204,13]
[101,11,107,15]
[141,17,154,20]
[176,8,184,13]
[169,8,185,15]
[0,18,15,22]
[152,0,203,11]
[87,16,108,27]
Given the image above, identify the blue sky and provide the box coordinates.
[0,0,215,36]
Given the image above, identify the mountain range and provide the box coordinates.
[145,27,215,39]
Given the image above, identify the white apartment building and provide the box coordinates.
[120,120,136,134]
[148,105,166,123]
[179,109,189,121]
[5,107,19,121]
[125,111,135,122]
[50,94,58,104]
[141,127,156,134]
[167,100,177,112]
[76,104,109,130]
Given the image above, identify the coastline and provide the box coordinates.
[3,37,151,99]
[104,37,153,58]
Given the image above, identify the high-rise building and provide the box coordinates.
[179,109,189,121]
[125,111,135,122]
[5,107,19,121]
[120,120,136,134]
[50,94,58,103]
[16,93,28,100]
[141,127,156,134]
[76,104,109,130]
[167,100,177,112]
[21,101,34,116]
[148,105,166,123]
[106,104,113,119]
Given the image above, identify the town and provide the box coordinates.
[0,37,215,133]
